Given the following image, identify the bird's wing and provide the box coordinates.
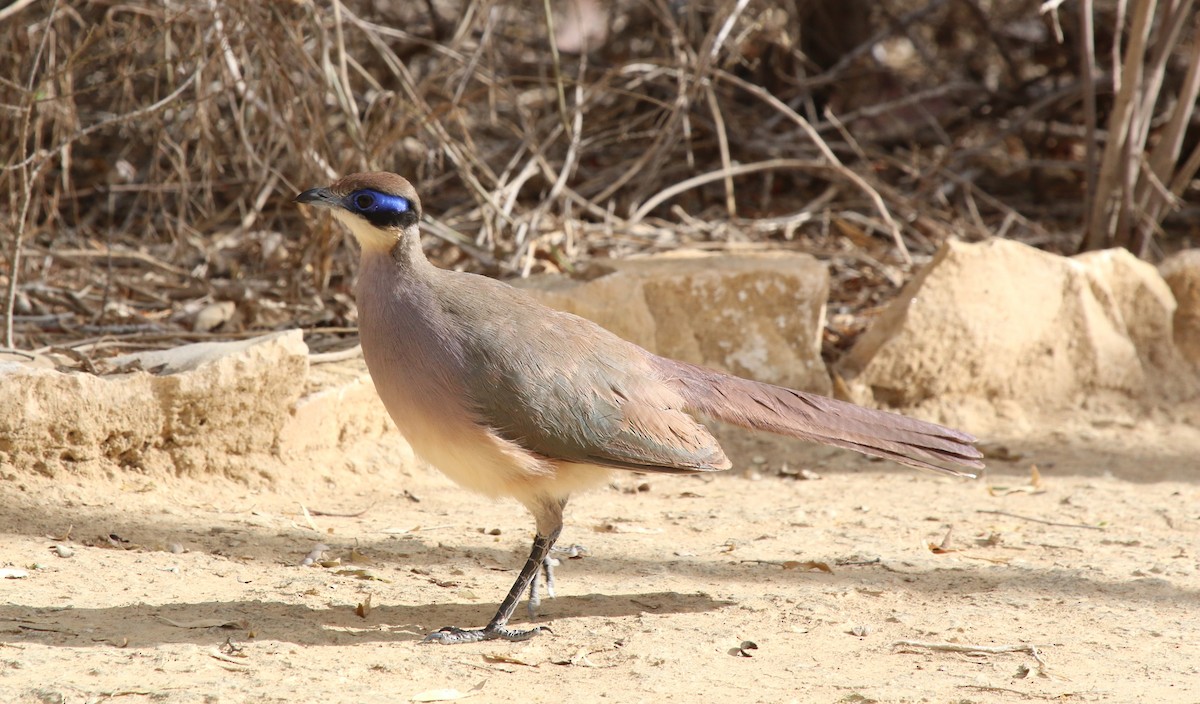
[441,277,730,474]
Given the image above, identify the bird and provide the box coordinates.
[294,172,984,645]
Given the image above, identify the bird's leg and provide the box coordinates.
[424,498,565,645]
[527,543,587,617]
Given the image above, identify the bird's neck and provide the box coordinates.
[385,230,433,275]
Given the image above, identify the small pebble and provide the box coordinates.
[52,545,74,558]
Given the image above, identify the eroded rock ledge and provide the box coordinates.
[2,242,1197,480]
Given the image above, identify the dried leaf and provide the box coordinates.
[482,645,546,666]
[781,560,833,573]
[928,527,958,554]
[988,465,1045,496]
[336,568,392,583]
[356,594,372,619]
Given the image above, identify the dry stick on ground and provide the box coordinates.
[893,640,1050,672]
[976,509,1105,530]
[308,344,363,364]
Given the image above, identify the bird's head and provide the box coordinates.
[294,172,422,252]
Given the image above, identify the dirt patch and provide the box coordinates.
[1,419,1196,703]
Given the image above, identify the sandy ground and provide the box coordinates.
[1,425,1197,704]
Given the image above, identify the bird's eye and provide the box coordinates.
[353,193,375,210]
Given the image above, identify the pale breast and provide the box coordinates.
[355,253,611,504]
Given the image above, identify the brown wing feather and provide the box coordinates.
[441,273,730,474]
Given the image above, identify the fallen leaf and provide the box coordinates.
[336,568,392,583]
[928,527,958,554]
[782,560,833,573]
[482,647,546,667]
[988,465,1045,496]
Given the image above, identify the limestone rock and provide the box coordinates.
[516,251,831,394]
[279,355,400,457]
[1161,249,1200,366]
[0,331,308,479]
[840,239,1199,430]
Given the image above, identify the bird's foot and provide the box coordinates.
[551,543,588,559]
[422,624,552,645]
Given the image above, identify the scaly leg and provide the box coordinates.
[527,543,587,617]
[424,498,565,644]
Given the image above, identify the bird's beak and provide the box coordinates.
[294,187,340,209]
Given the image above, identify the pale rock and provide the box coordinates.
[0,331,307,480]
[840,239,1199,431]
[1161,249,1200,366]
[516,251,831,394]
[279,355,402,459]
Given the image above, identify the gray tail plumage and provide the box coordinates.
[661,360,984,477]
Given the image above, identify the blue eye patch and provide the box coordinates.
[348,189,410,214]
[347,189,418,229]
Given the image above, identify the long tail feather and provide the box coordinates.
[659,359,984,477]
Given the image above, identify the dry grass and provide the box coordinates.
[1,0,1198,357]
